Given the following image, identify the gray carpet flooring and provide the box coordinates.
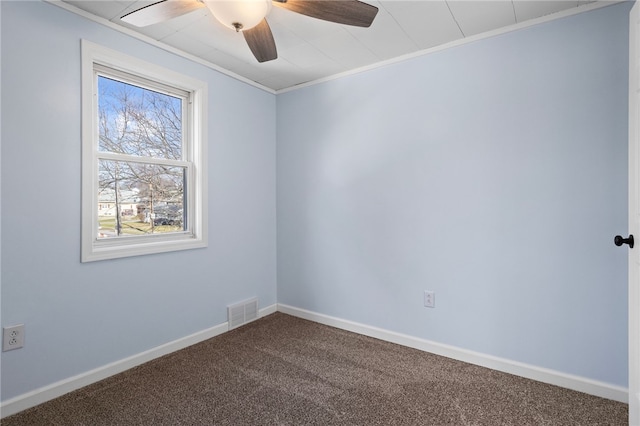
[2,312,628,425]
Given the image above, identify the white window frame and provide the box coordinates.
[81,40,207,262]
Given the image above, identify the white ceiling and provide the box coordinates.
[57,0,613,92]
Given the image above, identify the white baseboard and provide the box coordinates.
[277,304,629,404]
[0,303,278,419]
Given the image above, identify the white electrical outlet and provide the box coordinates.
[3,324,25,351]
[424,291,435,308]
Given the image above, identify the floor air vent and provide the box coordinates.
[227,298,258,330]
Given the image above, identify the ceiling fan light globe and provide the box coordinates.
[204,0,272,31]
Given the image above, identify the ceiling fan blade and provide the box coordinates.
[121,0,205,27]
[243,19,278,63]
[273,0,378,28]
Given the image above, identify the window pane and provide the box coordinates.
[97,76,182,160]
[98,159,186,238]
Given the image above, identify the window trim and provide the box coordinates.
[81,40,208,262]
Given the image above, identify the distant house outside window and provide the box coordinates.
[81,41,208,262]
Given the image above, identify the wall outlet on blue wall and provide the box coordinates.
[424,291,435,308]
[3,324,25,351]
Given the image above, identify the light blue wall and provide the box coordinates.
[277,3,630,387]
[1,1,276,401]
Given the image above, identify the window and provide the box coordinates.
[81,41,207,262]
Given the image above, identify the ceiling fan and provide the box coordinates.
[121,0,379,63]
